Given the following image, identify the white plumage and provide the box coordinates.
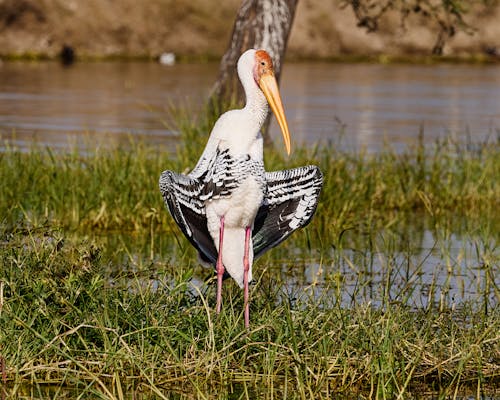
[159,49,323,327]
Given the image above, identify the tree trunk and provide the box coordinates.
[211,0,298,105]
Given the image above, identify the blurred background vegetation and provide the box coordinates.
[0,0,499,60]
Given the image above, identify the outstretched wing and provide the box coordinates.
[159,170,217,264]
[252,165,323,259]
[158,148,256,265]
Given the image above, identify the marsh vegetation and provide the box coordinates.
[0,112,499,398]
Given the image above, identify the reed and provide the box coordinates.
[1,128,498,244]
[0,115,499,398]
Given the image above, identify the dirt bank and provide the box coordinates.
[0,0,499,60]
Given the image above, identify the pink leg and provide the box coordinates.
[243,226,251,328]
[216,216,225,314]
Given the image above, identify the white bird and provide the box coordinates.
[159,49,323,328]
[159,52,176,66]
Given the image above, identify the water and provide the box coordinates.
[285,227,498,311]
[0,62,214,150]
[179,227,498,312]
[0,61,499,152]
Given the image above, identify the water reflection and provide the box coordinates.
[1,61,499,152]
[100,215,498,312]
[273,224,498,311]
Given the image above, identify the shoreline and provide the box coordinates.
[2,52,500,65]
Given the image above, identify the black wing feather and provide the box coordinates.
[159,170,217,264]
[253,165,323,259]
[199,148,242,200]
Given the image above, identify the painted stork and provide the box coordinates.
[159,49,323,328]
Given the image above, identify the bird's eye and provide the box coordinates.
[261,61,266,66]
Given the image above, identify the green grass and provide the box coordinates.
[1,128,498,246]
[0,115,499,398]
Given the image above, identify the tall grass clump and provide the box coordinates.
[1,107,499,398]
[1,129,498,248]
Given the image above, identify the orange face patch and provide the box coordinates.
[253,50,274,83]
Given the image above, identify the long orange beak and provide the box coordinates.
[259,72,292,155]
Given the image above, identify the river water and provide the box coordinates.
[0,61,499,152]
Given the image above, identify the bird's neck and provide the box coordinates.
[243,88,269,131]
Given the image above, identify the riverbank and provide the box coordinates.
[1,0,500,61]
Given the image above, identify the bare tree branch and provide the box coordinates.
[340,0,486,55]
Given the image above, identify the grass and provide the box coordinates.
[0,112,499,398]
[1,229,498,399]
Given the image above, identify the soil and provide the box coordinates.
[0,0,499,60]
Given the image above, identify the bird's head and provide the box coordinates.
[238,49,292,155]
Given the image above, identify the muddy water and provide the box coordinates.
[0,61,499,152]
